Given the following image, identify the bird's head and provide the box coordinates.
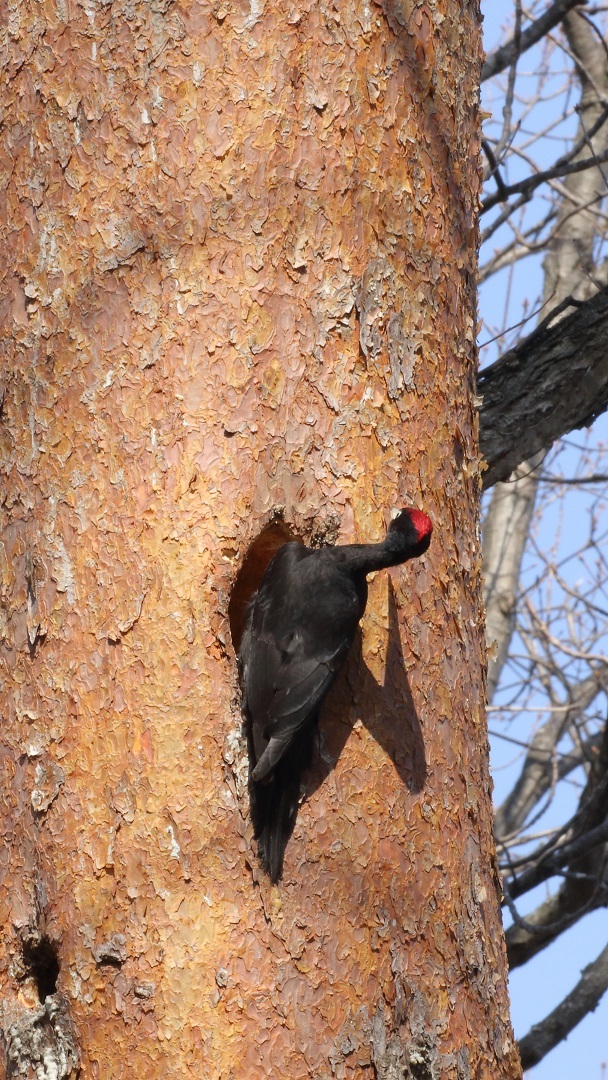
[388,507,433,558]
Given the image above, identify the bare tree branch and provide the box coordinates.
[506,850,608,967]
[502,868,605,960]
[501,690,608,969]
[507,812,608,900]
[494,667,607,837]
[478,286,608,489]
[518,941,608,1070]
[482,0,588,82]
[492,0,523,167]
[542,471,608,482]
[481,146,608,214]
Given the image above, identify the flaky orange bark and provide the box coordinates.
[0,0,520,1076]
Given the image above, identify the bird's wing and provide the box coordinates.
[250,672,333,781]
[250,632,347,782]
[241,543,356,782]
[240,543,310,722]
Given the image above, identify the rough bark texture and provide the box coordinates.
[0,0,519,1077]
[478,286,608,490]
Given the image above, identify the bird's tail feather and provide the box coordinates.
[251,723,315,883]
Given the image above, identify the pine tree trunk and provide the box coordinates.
[0,0,520,1076]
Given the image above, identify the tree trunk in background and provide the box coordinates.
[0,1,519,1077]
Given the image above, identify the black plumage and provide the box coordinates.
[239,508,432,882]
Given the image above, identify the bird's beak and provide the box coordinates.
[390,508,400,521]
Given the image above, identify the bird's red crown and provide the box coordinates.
[409,509,433,543]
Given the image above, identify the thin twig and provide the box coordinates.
[481,147,608,213]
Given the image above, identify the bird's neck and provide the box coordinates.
[335,534,409,575]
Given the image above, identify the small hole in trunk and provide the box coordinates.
[228,518,300,655]
[22,937,60,1002]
